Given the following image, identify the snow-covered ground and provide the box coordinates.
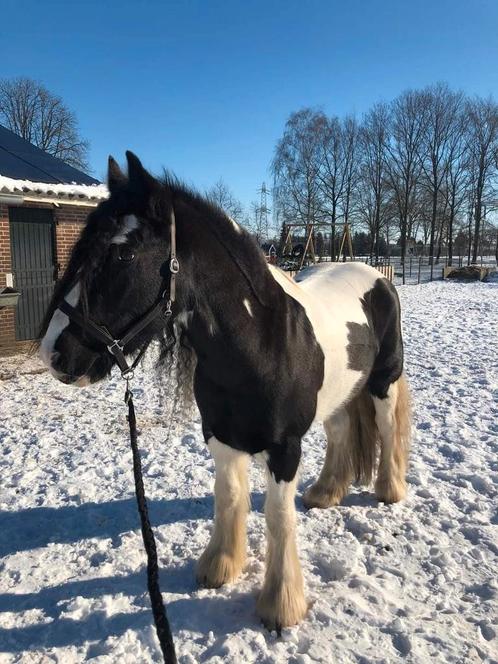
[1,280,497,663]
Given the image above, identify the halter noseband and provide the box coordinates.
[58,209,179,379]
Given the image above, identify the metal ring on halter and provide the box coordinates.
[170,257,180,274]
[121,368,135,381]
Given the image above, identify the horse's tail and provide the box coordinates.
[346,372,411,487]
[346,387,378,485]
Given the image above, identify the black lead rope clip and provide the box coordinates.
[124,376,132,404]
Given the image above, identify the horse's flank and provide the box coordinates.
[269,261,385,422]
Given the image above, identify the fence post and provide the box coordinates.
[417,256,422,284]
[409,255,413,278]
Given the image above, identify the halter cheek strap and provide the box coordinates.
[58,208,179,379]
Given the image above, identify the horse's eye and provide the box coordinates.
[117,246,136,262]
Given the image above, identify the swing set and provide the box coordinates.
[280,221,355,270]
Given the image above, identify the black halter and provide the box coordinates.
[58,210,179,378]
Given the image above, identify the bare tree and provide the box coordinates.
[385,90,427,275]
[316,115,346,259]
[0,77,90,170]
[443,106,470,266]
[340,116,360,260]
[272,84,498,269]
[417,84,464,274]
[465,97,498,263]
[206,178,244,222]
[272,108,325,226]
[358,103,390,261]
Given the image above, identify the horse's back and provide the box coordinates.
[296,261,384,301]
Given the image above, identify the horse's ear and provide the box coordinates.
[126,151,159,194]
[107,156,127,193]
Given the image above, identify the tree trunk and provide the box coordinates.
[467,215,473,265]
[447,189,456,267]
[472,200,482,264]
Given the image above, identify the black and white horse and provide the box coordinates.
[39,153,411,630]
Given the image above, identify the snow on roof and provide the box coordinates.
[0,174,108,203]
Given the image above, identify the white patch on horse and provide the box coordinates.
[39,283,81,372]
[243,298,253,317]
[228,216,242,234]
[268,262,381,422]
[111,214,139,244]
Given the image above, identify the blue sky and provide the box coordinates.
[1,0,498,210]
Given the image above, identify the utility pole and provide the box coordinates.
[255,182,271,242]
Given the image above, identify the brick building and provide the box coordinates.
[0,125,108,355]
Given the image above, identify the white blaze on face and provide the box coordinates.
[39,283,81,371]
[111,214,139,244]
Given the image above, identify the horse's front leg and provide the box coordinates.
[257,443,307,630]
[197,437,250,588]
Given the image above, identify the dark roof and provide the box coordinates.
[0,124,100,185]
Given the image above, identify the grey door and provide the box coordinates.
[9,207,56,341]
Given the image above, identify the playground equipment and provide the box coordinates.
[280,221,355,270]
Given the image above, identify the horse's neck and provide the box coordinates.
[176,211,290,372]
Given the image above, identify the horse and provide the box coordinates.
[38,152,411,631]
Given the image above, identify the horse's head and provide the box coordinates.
[39,152,175,386]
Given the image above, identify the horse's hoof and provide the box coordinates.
[257,583,308,630]
[375,477,407,504]
[196,550,244,588]
[303,483,344,509]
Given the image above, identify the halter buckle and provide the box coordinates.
[170,257,180,274]
[164,299,173,317]
[107,340,124,355]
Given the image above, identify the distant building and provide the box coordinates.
[261,242,277,264]
[0,125,108,354]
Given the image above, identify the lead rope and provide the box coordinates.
[125,381,177,664]
[123,207,178,663]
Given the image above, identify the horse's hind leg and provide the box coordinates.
[197,437,249,588]
[303,408,352,509]
[373,374,411,503]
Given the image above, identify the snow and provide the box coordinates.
[0,175,108,202]
[1,280,497,663]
